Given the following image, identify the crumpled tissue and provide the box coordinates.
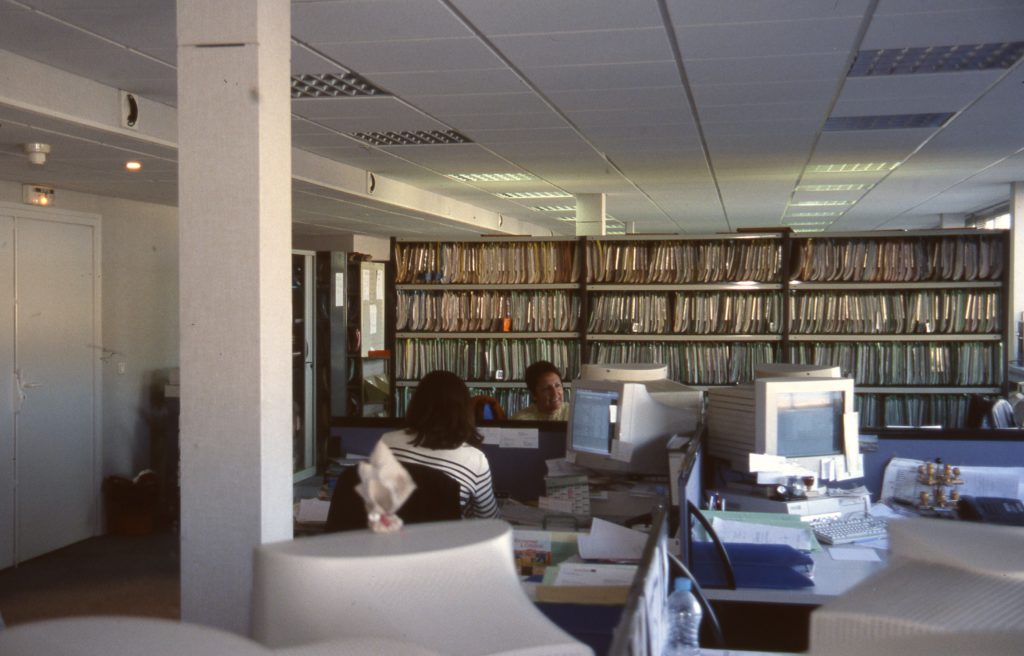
[355,441,416,533]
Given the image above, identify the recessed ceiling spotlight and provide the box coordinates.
[23,142,50,165]
[125,160,142,171]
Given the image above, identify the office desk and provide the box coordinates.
[703,545,887,606]
[702,545,887,653]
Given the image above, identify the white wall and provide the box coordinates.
[0,181,179,477]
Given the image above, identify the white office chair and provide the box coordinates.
[251,519,593,656]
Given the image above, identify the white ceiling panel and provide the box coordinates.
[367,68,528,96]
[491,28,673,68]
[292,0,469,42]
[673,16,864,59]
[315,38,505,75]
[565,107,692,130]
[698,101,831,123]
[313,114,452,134]
[438,111,566,131]
[0,0,1020,236]
[467,126,581,145]
[813,131,933,162]
[16,3,178,50]
[863,4,1024,48]
[690,79,838,107]
[524,62,682,92]
[405,92,555,116]
[452,0,664,35]
[292,96,423,121]
[667,0,873,23]
[683,53,850,86]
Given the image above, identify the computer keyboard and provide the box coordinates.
[811,515,888,545]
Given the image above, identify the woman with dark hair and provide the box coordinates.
[381,370,500,519]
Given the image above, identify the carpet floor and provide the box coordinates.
[0,530,179,628]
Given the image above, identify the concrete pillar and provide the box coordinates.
[1011,183,1024,366]
[575,193,606,236]
[177,0,292,633]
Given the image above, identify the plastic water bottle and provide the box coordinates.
[664,577,702,655]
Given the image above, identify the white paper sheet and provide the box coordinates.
[829,546,882,562]
[577,517,649,560]
[553,562,637,586]
[710,516,814,552]
[881,457,1024,504]
[294,498,330,524]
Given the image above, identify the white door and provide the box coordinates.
[0,207,100,568]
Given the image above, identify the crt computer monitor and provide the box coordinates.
[707,376,861,481]
[566,377,702,476]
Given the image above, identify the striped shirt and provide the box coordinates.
[380,430,500,520]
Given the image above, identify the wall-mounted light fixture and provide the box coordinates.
[23,142,50,165]
[125,160,142,171]
[23,184,55,206]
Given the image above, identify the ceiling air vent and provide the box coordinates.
[352,130,472,146]
[291,72,388,98]
[849,42,1024,76]
[824,113,954,131]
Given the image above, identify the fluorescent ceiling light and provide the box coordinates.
[796,184,871,192]
[291,72,388,98]
[532,205,575,212]
[354,130,471,146]
[447,172,534,183]
[784,220,833,226]
[493,191,572,199]
[806,163,898,173]
[824,113,954,131]
[849,42,1024,77]
[792,227,825,233]
[790,200,852,207]
[787,211,842,217]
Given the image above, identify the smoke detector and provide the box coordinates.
[24,142,50,165]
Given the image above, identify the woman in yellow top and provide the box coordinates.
[511,361,570,421]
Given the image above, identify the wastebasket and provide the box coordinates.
[103,471,159,535]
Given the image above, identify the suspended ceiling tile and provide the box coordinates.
[291,96,425,121]
[673,16,864,59]
[698,101,830,123]
[683,53,850,86]
[564,107,694,129]
[442,111,567,131]
[452,0,664,34]
[292,0,470,43]
[546,85,689,112]
[814,131,933,162]
[700,118,820,138]
[691,79,839,107]
[405,92,554,116]
[17,2,178,51]
[666,0,873,24]
[368,68,529,96]
[863,5,1024,48]
[313,114,452,135]
[468,126,580,145]
[524,61,681,92]
[491,28,673,68]
[314,38,505,75]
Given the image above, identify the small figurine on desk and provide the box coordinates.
[916,459,963,517]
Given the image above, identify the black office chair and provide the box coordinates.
[324,462,462,533]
